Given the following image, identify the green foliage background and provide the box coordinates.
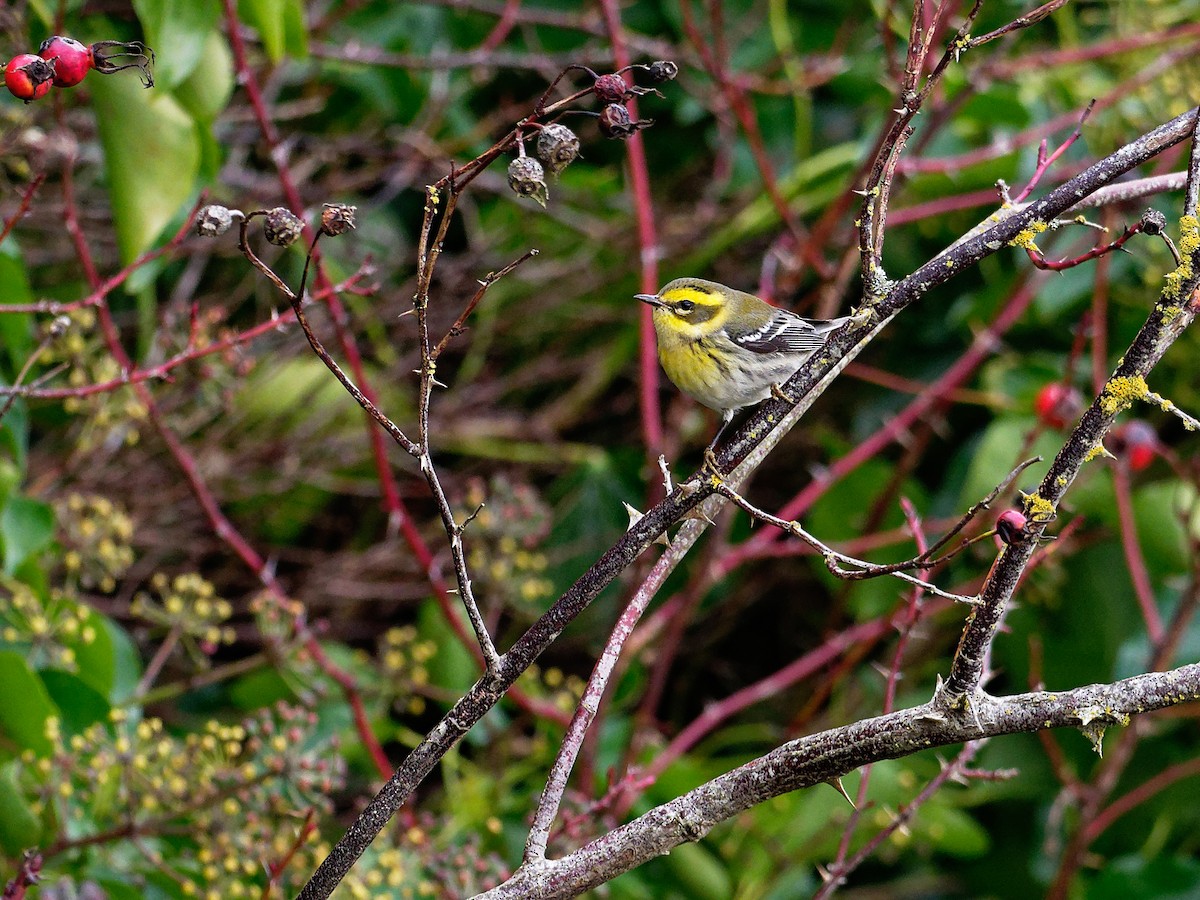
[1,0,1199,897]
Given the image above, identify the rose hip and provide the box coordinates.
[5,54,55,103]
[39,36,94,88]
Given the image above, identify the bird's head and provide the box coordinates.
[634,278,731,330]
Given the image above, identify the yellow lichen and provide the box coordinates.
[1099,374,1148,415]
[1022,491,1056,522]
[1008,219,1048,250]
[1161,215,1198,300]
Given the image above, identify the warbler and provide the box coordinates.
[636,277,851,463]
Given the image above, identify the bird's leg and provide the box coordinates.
[702,411,735,478]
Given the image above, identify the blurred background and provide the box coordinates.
[1,0,1199,897]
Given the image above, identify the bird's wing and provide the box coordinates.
[728,308,849,355]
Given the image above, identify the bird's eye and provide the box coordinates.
[676,300,695,313]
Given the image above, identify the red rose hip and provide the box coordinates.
[1033,382,1084,430]
[39,36,94,87]
[1111,420,1158,472]
[5,54,56,102]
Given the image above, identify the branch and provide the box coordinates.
[475,665,1200,899]
[946,120,1200,696]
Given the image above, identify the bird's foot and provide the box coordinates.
[770,383,796,404]
[702,447,725,481]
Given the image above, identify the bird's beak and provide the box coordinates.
[634,293,664,307]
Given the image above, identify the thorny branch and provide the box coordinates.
[474,665,1200,899]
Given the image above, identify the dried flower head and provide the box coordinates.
[507,156,548,208]
[320,203,357,236]
[592,72,629,104]
[196,204,237,237]
[597,103,653,140]
[646,60,679,83]
[263,207,304,247]
[535,124,580,176]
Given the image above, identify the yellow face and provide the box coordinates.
[649,280,728,337]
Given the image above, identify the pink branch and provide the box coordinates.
[1110,464,1164,642]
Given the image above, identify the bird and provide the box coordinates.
[635,277,851,469]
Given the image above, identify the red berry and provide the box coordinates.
[995,509,1029,545]
[1034,382,1084,430]
[1111,420,1157,472]
[39,36,94,87]
[5,54,55,103]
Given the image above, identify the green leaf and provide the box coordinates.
[914,802,990,857]
[102,617,144,704]
[0,459,19,511]
[957,417,1061,512]
[664,842,732,900]
[1089,854,1200,900]
[1,494,55,575]
[419,598,478,695]
[90,74,201,264]
[230,667,294,710]
[28,0,86,27]
[65,606,118,698]
[173,30,235,123]
[0,241,35,371]
[0,649,57,756]
[238,0,309,61]
[40,669,110,736]
[132,0,221,89]
[0,762,41,855]
[1132,481,1194,576]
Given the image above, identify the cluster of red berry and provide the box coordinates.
[4,35,154,103]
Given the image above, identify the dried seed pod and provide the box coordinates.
[507,156,548,208]
[535,124,580,176]
[1139,208,1166,236]
[263,207,304,246]
[597,103,652,140]
[592,73,628,104]
[196,204,236,237]
[646,60,678,83]
[320,203,357,236]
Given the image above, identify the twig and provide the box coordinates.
[0,318,65,426]
[711,479,979,604]
[0,174,46,247]
[431,249,539,359]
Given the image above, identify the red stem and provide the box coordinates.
[1084,755,1200,844]
[637,615,894,787]
[0,174,46,247]
[597,0,663,459]
[1111,464,1164,643]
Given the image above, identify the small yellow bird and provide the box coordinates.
[636,277,851,461]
